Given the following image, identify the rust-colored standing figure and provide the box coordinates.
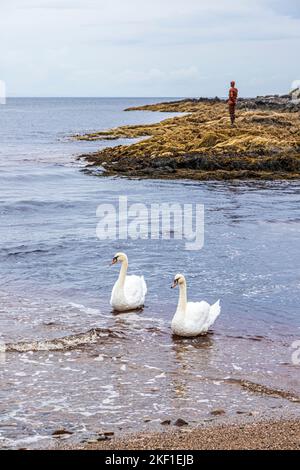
[228,80,238,126]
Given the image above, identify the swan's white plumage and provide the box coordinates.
[171,274,221,337]
[110,253,147,312]
[110,275,147,311]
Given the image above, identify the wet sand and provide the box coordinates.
[59,419,300,450]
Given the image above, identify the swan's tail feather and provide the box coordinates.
[208,299,221,327]
[141,276,147,299]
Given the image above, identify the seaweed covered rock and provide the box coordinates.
[76,97,300,181]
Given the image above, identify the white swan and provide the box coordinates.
[171,274,221,337]
[110,252,147,312]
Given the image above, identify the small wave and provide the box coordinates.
[0,243,64,258]
[224,334,270,343]
[226,378,300,403]
[4,328,125,353]
[6,248,51,257]
[0,200,77,215]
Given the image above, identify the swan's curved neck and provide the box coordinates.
[177,282,187,313]
[117,259,128,287]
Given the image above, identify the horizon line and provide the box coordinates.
[4,94,249,100]
[5,95,190,99]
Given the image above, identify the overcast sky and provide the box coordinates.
[1,0,299,97]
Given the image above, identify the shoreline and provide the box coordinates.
[55,418,300,450]
[75,95,300,181]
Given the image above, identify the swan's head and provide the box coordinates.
[111,252,128,265]
[171,273,186,288]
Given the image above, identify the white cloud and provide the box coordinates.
[1,0,300,96]
[116,66,203,84]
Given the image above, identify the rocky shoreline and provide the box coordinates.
[55,419,300,450]
[75,95,300,180]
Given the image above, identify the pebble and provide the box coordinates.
[174,418,189,427]
[52,429,73,437]
[210,409,226,416]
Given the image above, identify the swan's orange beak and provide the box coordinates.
[110,257,117,266]
[171,281,177,289]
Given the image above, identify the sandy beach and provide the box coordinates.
[55,419,300,450]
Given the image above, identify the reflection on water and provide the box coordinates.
[0,99,300,448]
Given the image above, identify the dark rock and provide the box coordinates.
[52,429,73,437]
[164,166,176,173]
[237,94,300,112]
[161,420,171,426]
[174,418,189,427]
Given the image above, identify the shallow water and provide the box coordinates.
[0,98,299,449]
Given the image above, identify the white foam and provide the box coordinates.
[6,327,122,353]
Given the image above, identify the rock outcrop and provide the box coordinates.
[75,95,300,180]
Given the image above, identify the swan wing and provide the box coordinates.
[206,300,221,329]
[124,275,147,307]
[185,301,211,333]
